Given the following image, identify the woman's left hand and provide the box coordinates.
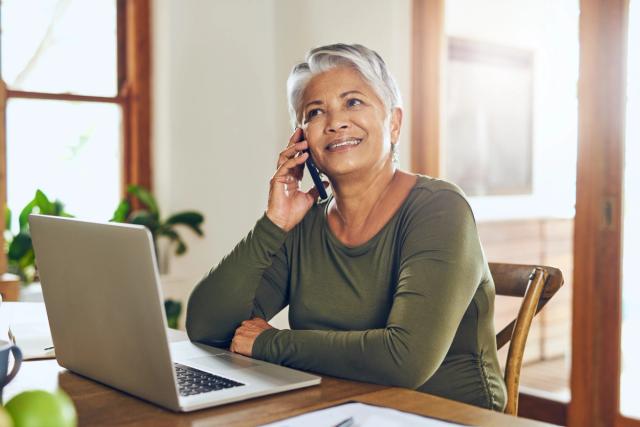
[230,317,275,356]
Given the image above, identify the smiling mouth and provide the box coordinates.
[326,138,362,152]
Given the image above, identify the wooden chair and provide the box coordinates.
[489,262,564,415]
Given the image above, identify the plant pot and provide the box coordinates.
[0,273,21,301]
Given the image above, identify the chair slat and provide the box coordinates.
[489,262,564,415]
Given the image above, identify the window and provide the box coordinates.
[0,0,150,263]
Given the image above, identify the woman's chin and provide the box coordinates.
[322,160,368,179]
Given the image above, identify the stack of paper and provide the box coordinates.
[260,402,467,427]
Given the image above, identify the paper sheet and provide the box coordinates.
[260,402,468,427]
[8,321,55,360]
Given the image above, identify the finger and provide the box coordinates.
[284,179,301,193]
[240,322,261,332]
[287,127,304,147]
[292,153,306,181]
[280,139,308,157]
[270,176,298,195]
[273,152,308,179]
[242,322,262,331]
[239,321,254,330]
[247,317,266,327]
[277,142,308,169]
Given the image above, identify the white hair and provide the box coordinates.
[287,43,403,128]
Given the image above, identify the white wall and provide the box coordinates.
[152,0,412,322]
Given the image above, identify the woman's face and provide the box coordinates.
[300,67,401,179]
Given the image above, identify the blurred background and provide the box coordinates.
[0,1,637,425]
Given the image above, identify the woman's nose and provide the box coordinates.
[325,111,350,133]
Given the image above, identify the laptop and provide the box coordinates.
[28,214,321,412]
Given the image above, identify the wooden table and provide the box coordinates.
[0,303,554,426]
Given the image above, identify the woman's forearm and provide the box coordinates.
[186,214,288,346]
[252,326,445,389]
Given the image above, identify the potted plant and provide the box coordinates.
[3,187,205,330]
[4,190,73,286]
[111,185,205,328]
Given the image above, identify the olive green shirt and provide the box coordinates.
[186,176,507,411]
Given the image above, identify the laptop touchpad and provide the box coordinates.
[189,354,261,370]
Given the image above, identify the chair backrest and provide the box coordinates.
[489,262,564,416]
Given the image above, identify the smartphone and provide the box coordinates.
[299,130,328,200]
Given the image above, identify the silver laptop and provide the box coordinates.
[28,214,320,412]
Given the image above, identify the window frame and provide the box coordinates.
[0,0,151,275]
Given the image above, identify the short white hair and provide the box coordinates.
[287,43,403,128]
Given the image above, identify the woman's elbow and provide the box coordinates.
[185,309,207,343]
[382,363,436,389]
[378,341,439,388]
[380,331,439,388]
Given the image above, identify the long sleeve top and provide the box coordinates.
[186,175,507,410]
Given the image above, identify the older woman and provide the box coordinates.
[186,43,507,411]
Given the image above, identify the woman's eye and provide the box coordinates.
[346,98,363,108]
[306,108,322,120]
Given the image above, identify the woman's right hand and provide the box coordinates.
[266,128,326,232]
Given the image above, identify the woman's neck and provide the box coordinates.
[328,161,397,232]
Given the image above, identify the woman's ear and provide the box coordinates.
[390,108,403,144]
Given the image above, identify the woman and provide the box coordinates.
[186,43,507,411]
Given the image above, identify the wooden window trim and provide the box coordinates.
[518,392,567,426]
[570,0,631,426]
[411,0,443,176]
[620,416,640,427]
[0,0,151,275]
[5,90,124,104]
[1,81,8,276]
[121,0,152,196]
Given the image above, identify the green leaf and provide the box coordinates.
[8,232,32,262]
[164,299,182,329]
[110,200,130,222]
[165,211,205,236]
[128,210,160,234]
[18,249,35,269]
[52,200,66,216]
[5,206,11,232]
[18,198,38,232]
[159,227,177,239]
[35,190,54,214]
[159,228,187,256]
[127,185,159,218]
[175,240,187,255]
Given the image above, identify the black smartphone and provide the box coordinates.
[299,130,328,200]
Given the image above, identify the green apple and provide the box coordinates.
[5,390,76,427]
[0,406,13,427]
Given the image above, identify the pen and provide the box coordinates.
[332,416,354,427]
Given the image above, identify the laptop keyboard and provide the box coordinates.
[174,363,245,396]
